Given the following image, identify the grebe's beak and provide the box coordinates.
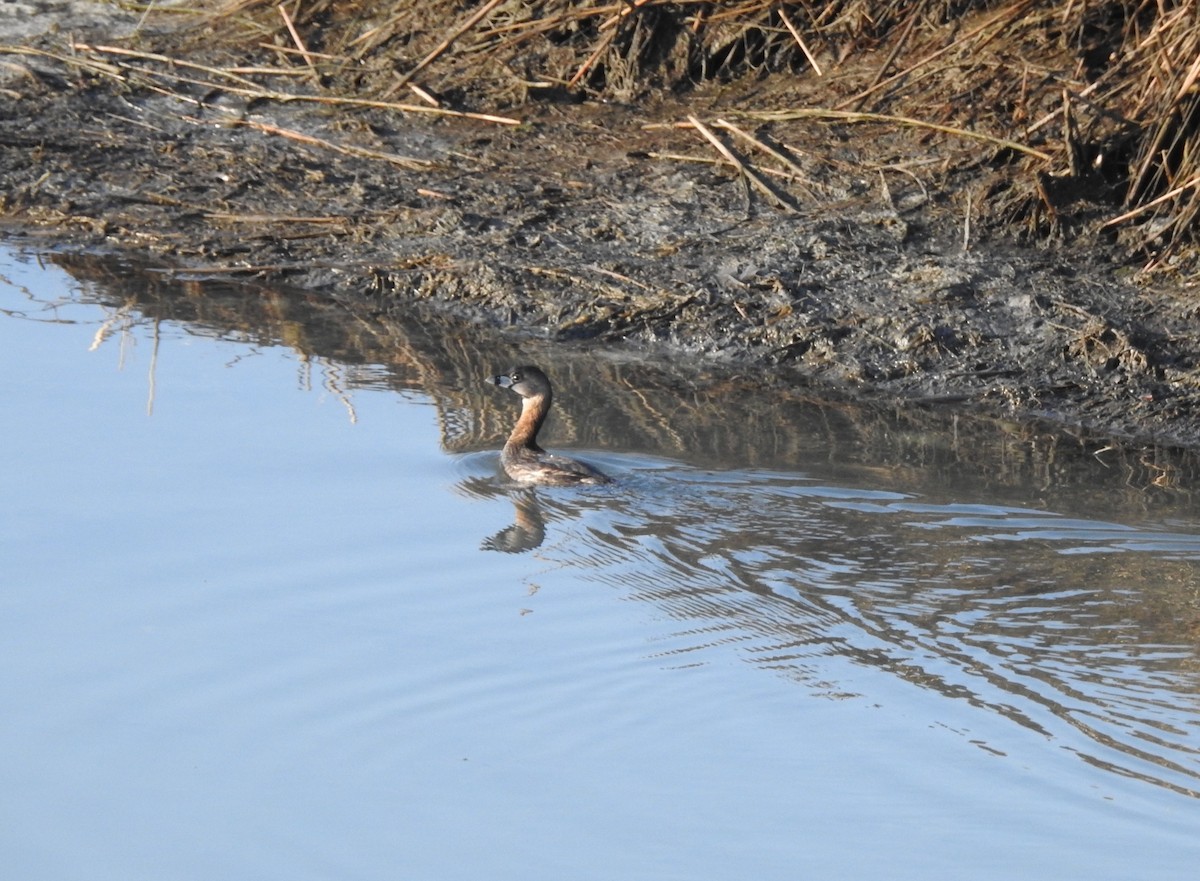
[491,373,514,389]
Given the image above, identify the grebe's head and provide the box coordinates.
[490,365,552,399]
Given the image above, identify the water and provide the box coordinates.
[1,241,1198,880]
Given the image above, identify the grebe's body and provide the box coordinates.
[490,365,611,487]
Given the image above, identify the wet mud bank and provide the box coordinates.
[3,5,1200,450]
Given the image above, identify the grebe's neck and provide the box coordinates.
[506,391,551,451]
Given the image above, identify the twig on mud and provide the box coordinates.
[68,42,522,126]
[205,213,350,224]
[525,263,653,292]
[385,0,505,96]
[253,44,342,63]
[70,43,265,88]
[250,87,522,126]
[152,259,415,276]
[866,160,930,210]
[0,44,123,79]
[645,150,818,186]
[584,264,654,291]
[99,68,437,170]
[687,115,798,214]
[231,118,435,170]
[113,69,439,170]
[644,150,722,166]
[712,118,820,197]
[741,108,1053,162]
[407,83,441,107]
[228,64,310,77]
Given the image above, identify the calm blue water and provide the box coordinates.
[1,242,1197,880]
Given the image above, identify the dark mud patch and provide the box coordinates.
[2,9,1200,450]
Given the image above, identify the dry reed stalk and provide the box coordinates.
[568,29,617,88]
[385,0,505,96]
[1113,6,1200,258]
[714,118,801,174]
[646,150,817,185]
[962,188,972,251]
[228,65,311,77]
[687,114,798,213]
[745,107,1053,162]
[254,44,342,62]
[19,1,1200,257]
[1102,174,1200,229]
[70,42,522,125]
[835,0,1038,111]
[522,264,624,294]
[276,2,319,83]
[858,7,920,105]
[597,0,643,32]
[776,4,822,76]
[646,150,725,166]
[0,44,123,80]
[712,118,820,196]
[1023,77,1105,137]
[206,213,351,224]
[407,83,440,107]
[474,9,598,41]
[234,118,436,170]
[705,1,774,24]
[583,263,654,291]
[71,43,270,88]
[119,68,440,171]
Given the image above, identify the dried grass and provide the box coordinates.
[83,2,1200,261]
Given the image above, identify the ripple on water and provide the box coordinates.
[481,461,1200,799]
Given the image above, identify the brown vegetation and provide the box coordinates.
[180,0,1199,265]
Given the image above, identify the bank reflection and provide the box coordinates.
[48,251,1200,798]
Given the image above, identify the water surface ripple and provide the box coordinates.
[465,466,1200,798]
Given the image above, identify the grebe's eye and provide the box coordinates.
[511,371,521,382]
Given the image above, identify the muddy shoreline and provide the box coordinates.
[3,7,1200,451]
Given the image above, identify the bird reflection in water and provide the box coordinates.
[481,490,547,553]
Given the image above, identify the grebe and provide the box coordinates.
[489,365,612,486]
